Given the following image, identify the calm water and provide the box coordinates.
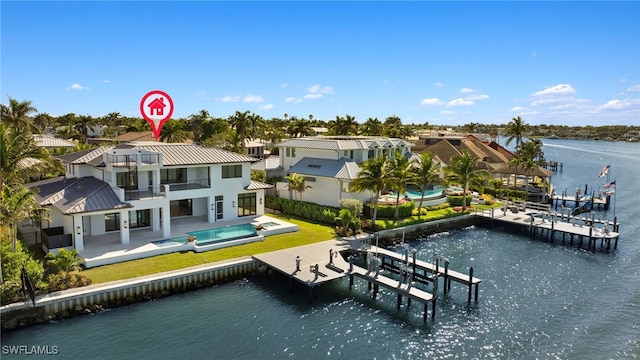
[3,139,639,359]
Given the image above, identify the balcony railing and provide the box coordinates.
[106,154,160,167]
[124,186,166,201]
[41,227,73,250]
[167,179,211,191]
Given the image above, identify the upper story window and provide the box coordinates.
[285,147,296,157]
[222,164,242,179]
[161,168,187,184]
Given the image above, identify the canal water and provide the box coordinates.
[2,139,639,359]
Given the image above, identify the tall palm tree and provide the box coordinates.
[387,151,413,219]
[0,185,48,253]
[444,150,489,209]
[290,118,314,138]
[383,115,403,138]
[73,115,98,143]
[329,115,358,136]
[0,124,54,191]
[33,113,55,133]
[159,120,189,143]
[351,156,390,229]
[229,110,251,151]
[0,97,39,134]
[410,152,441,216]
[504,116,529,151]
[362,117,384,136]
[188,109,210,144]
[285,172,311,200]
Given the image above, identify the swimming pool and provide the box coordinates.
[188,223,258,245]
[391,185,446,200]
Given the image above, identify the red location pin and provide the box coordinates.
[140,90,174,141]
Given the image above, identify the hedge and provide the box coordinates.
[364,201,415,219]
[265,196,338,225]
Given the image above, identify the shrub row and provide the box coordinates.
[265,196,338,225]
[447,195,474,207]
[364,201,415,219]
[483,187,526,200]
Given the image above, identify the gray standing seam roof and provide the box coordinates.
[287,158,361,180]
[26,177,132,215]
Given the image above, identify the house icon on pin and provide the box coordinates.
[148,97,166,116]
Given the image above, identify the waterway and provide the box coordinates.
[2,139,639,359]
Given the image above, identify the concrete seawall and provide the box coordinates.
[1,257,262,330]
[374,214,485,245]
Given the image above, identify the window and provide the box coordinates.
[285,147,295,157]
[129,209,150,229]
[222,165,242,179]
[237,193,256,217]
[105,213,120,232]
[117,172,138,190]
[170,199,192,217]
[161,168,187,184]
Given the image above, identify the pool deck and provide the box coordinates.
[80,215,298,268]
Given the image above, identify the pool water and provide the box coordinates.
[392,185,446,200]
[188,223,257,245]
[151,238,186,247]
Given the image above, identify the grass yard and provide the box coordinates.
[82,214,337,284]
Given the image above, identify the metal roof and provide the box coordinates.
[33,134,76,148]
[57,143,256,166]
[26,177,132,215]
[278,136,414,151]
[287,157,361,180]
[245,181,274,190]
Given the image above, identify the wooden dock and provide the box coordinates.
[253,239,482,322]
[475,205,620,251]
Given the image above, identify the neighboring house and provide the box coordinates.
[33,134,76,151]
[310,127,329,136]
[26,142,269,254]
[245,139,266,159]
[412,135,513,170]
[273,136,414,207]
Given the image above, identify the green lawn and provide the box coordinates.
[82,214,337,284]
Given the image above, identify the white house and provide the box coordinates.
[26,142,271,254]
[273,136,414,207]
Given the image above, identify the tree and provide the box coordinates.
[229,110,251,151]
[444,150,489,209]
[0,185,48,256]
[285,172,312,200]
[0,97,39,134]
[0,124,54,191]
[188,109,210,144]
[351,155,390,229]
[289,118,314,138]
[159,120,189,143]
[45,249,82,273]
[73,115,98,143]
[410,152,441,217]
[329,114,358,135]
[33,113,55,133]
[387,150,413,219]
[362,117,384,136]
[504,116,529,151]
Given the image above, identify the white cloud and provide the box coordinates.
[221,96,240,102]
[532,96,575,107]
[532,84,576,97]
[303,84,334,99]
[103,80,111,84]
[259,104,274,110]
[440,110,454,115]
[281,83,288,88]
[420,98,444,106]
[598,99,633,110]
[466,94,489,101]
[67,83,89,91]
[446,98,474,107]
[285,97,302,104]
[510,106,525,111]
[626,84,640,92]
[433,82,443,87]
[459,87,474,94]
[243,94,264,103]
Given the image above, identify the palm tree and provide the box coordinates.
[73,115,98,143]
[410,152,441,216]
[229,110,251,151]
[362,117,384,136]
[289,118,314,138]
[0,97,39,134]
[0,124,54,191]
[159,120,189,143]
[285,172,311,200]
[45,248,82,273]
[33,113,55,133]
[383,115,404,138]
[387,151,413,219]
[329,115,358,135]
[444,150,489,209]
[351,156,390,230]
[504,116,529,151]
[0,185,48,253]
[188,109,210,144]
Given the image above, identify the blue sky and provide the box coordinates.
[2,1,639,126]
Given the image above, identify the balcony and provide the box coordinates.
[41,227,73,252]
[106,154,160,167]
[124,186,166,201]
[167,179,211,191]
